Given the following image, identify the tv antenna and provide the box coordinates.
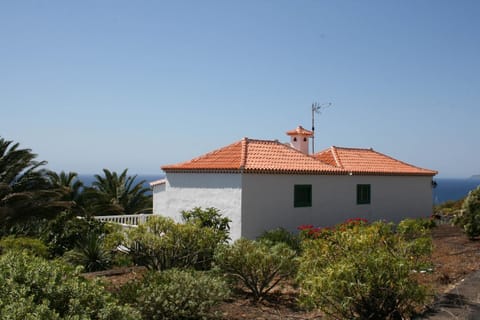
[311,102,332,154]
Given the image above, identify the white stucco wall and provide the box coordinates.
[153,172,243,240]
[152,182,166,215]
[241,174,434,239]
[153,171,434,241]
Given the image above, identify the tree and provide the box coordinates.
[0,137,71,232]
[48,171,85,215]
[84,168,151,216]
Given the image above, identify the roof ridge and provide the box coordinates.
[330,146,344,169]
[243,138,280,144]
[240,137,248,169]
[333,146,374,151]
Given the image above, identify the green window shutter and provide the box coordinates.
[294,185,312,207]
[357,184,371,205]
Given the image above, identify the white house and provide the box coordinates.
[152,126,437,240]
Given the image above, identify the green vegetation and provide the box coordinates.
[297,220,432,319]
[126,215,225,271]
[0,137,72,234]
[118,269,229,320]
[48,171,86,215]
[214,238,297,302]
[181,206,231,241]
[0,235,49,258]
[257,227,301,252]
[435,199,464,218]
[83,169,152,216]
[63,231,113,272]
[0,250,139,320]
[455,186,480,239]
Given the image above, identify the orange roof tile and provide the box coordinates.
[162,139,245,171]
[162,138,342,174]
[162,140,437,176]
[286,126,313,137]
[314,146,437,176]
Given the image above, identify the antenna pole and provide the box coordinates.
[311,103,316,154]
[311,102,332,154]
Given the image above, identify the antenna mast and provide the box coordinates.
[311,102,331,154]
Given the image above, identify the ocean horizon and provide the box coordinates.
[433,177,480,204]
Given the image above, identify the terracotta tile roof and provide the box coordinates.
[162,140,244,171]
[286,125,313,136]
[162,138,342,174]
[242,139,340,174]
[314,146,437,176]
[162,140,437,176]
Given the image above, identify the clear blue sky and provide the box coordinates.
[1,1,479,178]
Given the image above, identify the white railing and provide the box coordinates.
[93,213,152,228]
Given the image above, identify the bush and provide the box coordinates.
[397,217,435,239]
[214,238,297,302]
[0,217,49,238]
[0,250,139,319]
[126,216,223,270]
[42,212,107,257]
[297,221,431,319]
[456,186,480,239]
[0,236,49,258]
[257,227,301,252]
[181,207,231,241]
[63,231,112,272]
[118,268,228,320]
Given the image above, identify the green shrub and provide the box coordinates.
[0,217,49,238]
[257,227,301,252]
[42,212,107,257]
[0,250,140,319]
[397,217,435,239]
[456,186,480,239]
[181,207,231,241]
[63,231,112,272]
[126,216,223,270]
[0,236,49,258]
[118,268,228,320]
[297,221,431,319]
[214,238,297,302]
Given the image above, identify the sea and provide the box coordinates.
[79,174,480,205]
[433,178,480,204]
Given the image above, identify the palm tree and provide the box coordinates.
[0,137,72,230]
[84,168,152,216]
[48,171,85,215]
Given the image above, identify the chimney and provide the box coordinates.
[286,126,313,154]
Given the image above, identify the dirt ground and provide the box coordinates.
[93,224,480,320]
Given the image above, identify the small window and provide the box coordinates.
[294,184,312,207]
[357,184,371,205]
[293,137,297,142]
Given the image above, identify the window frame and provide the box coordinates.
[357,184,371,205]
[294,184,312,208]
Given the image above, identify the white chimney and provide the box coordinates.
[286,125,313,154]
